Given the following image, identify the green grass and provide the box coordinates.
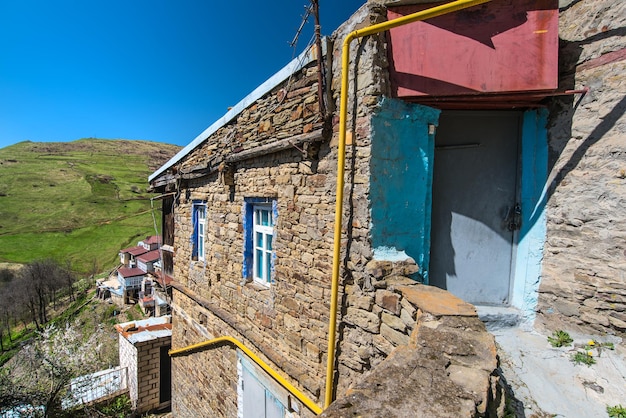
[0,139,179,274]
[124,304,145,321]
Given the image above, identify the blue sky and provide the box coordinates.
[0,1,364,149]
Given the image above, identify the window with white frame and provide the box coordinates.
[253,204,273,284]
[192,202,206,261]
[238,352,291,418]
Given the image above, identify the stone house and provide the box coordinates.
[149,0,625,416]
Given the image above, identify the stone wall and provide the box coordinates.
[322,282,500,418]
[165,4,414,415]
[170,290,240,417]
[537,0,626,335]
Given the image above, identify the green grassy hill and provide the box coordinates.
[0,138,180,274]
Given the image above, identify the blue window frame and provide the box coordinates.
[192,202,206,261]
[243,198,276,285]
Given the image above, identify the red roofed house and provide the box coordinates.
[119,246,148,269]
[119,236,161,268]
[136,250,160,274]
[139,235,162,251]
[117,267,146,304]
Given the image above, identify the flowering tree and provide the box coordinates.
[0,321,107,417]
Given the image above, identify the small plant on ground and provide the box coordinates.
[571,350,596,366]
[547,330,573,347]
[95,394,132,418]
[607,404,626,418]
[585,339,615,357]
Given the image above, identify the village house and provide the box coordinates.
[148,0,625,416]
[116,316,172,413]
[119,235,161,268]
[98,235,169,310]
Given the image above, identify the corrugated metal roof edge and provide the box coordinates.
[149,40,326,183]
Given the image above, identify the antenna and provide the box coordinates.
[289,4,313,48]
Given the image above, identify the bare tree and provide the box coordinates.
[63,260,76,303]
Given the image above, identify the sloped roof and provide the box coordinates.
[149,42,323,183]
[137,249,160,263]
[118,267,146,278]
[120,245,148,257]
[142,235,161,246]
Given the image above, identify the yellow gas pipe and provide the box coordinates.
[169,336,323,415]
[324,0,492,408]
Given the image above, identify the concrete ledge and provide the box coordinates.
[476,306,522,331]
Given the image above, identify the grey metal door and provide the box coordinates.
[429,111,521,305]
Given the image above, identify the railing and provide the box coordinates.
[63,366,129,409]
[119,276,143,289]
[170,336,323,415]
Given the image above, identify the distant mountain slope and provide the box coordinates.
[0,139,181,273]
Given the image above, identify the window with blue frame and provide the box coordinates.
[243,198,276,285]
[192,202,206,261]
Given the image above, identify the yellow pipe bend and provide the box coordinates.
[169,336,323,415]
[324,0,492,408]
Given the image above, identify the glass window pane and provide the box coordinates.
[266,254,271,283]
[256,249,263,278]
[261,210,269,226]
[267,235,272,251]
[256,232,263,248]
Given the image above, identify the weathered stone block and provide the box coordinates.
[365,259,393,279]
[380,323,409,347]
[344,307,380,333]
[375,289,401,314]
[347,293,374,311]
[381,312,406,332]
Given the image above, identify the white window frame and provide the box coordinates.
[253,204,273,285]
[194,203,206,261]
[237,351,293,418]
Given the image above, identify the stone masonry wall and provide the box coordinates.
[169,65,339,414]
[170,290,240,418]
[322,281,500,418]
[166,4,398,416]
[537,0,626,335]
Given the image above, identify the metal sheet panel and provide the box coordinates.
[387,0,558,98]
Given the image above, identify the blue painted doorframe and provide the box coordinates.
[512,108,548,316]
[370,99,547,312]
[370,98,441,281]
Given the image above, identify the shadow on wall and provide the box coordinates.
[546,24,626,198]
